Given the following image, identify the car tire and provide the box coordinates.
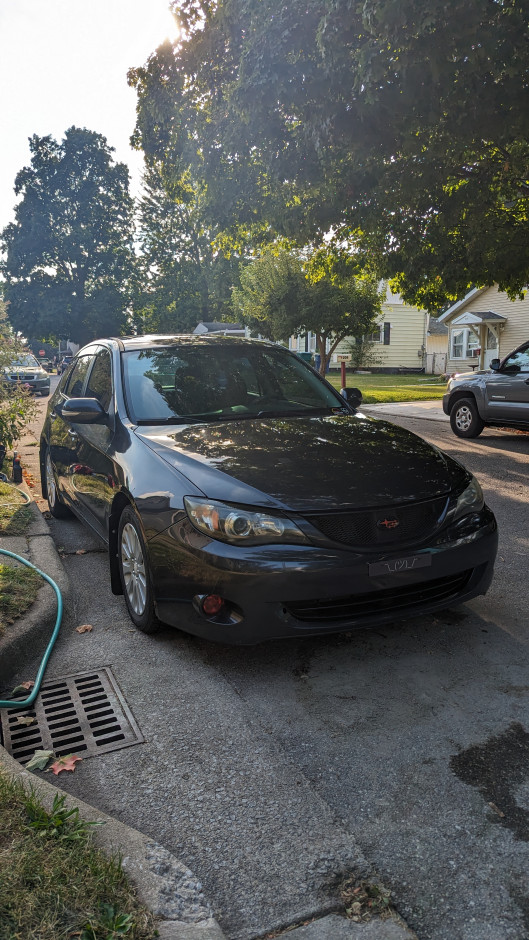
[44,446,71,518]
[449,398,485,438]
[118,506,160,634]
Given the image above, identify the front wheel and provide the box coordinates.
[44,447,71,518]
[118,506,159,633]
[449,398,485,438]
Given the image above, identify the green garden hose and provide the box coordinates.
[0,549,63,710]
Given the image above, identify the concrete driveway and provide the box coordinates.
[9,393,529,940]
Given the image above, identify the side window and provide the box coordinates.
[64,356,93,397]
[85,349,112,410]
[503,346,529,373]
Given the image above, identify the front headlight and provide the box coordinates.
[184,497,308,545]
[452,477,484,521]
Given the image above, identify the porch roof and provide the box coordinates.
[450,311,507,327]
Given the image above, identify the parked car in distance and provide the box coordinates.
[40,335,497,644]
[37,358,53,372]
[3,354,50,396]
[58,355,73,375]
[443,341,529,437]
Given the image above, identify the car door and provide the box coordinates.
[483,343,529,423]
[67,346,117,538]
[49,353,95,503]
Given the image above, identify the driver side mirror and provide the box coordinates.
[59,398,108,424]
[489,359,500,371]
[340,387,362,408]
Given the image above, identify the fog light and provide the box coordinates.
[202,594,224,616]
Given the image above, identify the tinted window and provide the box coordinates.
[65,356,93,397]
[122,344,343,423]
[503,345,529,373]
[85,349,112,410]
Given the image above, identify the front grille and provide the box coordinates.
[284,569,473,623]
[9,373,36,381]
[306,496,449,548]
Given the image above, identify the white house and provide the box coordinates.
[290,285,431,372]
[439,286,529,374]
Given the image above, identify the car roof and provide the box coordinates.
[91,334,279,352]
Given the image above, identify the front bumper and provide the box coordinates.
[5,375,50,394]
[147,508,498,644]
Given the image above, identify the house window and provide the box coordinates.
[359,323,390,345]
[451,327,480,358]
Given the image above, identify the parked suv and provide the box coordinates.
[443,341,529,437]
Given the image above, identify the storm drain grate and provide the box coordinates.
[0,667,144,764]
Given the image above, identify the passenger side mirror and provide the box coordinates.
[340,387,362,408]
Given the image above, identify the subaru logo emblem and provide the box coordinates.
[377,517,399,529]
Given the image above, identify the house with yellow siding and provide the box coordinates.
[290,285,430,372]
[439,286,529,374]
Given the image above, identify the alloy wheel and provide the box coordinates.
[45,451,57,509]
[120,522,147,616]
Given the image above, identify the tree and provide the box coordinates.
[232,247,382,374]
[0,296,36,450]
[1,127,135,345]
[133,165,239,333]
[130,0,529,306]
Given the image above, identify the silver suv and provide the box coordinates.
[443,341,529,437]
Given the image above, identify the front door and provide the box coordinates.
[483,343,529,423]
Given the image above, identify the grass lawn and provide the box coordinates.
[326,372,446,404]
[0,770,156,940]
[0,481,32,535]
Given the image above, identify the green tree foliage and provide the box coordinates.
[133,165,239,333]
[131,0,529,307]
[232,248,382,374]
[0,298,36,449]
[1,127,135,345]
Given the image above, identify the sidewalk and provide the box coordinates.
[0,497,418,940]
[360,400,448,422]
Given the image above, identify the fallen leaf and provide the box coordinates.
[16,716,35,726]
[26,749,54,771]
[75,549,87,555]
[50,754,82,775]
[12,681,35,694]
[488,801,505,818]
[75,624,93,634]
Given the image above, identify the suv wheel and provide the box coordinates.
[450,398,485,438]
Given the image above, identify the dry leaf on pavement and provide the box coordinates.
[75,624,93,634]
[50,754,82,775]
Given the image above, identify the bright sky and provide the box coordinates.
[0,0,180,233]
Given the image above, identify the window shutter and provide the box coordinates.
[383,322,391,345]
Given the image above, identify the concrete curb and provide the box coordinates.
[0,499,227,939]
[0,501,71,688]
[0,746,225,939]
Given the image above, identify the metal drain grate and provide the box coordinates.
[0,667,144,764]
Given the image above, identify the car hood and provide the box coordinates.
[134,414,467,512]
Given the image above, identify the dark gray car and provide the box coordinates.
[40,335,497,644]
[443,341,529,437]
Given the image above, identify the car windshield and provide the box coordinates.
[123,344,345,423]
[9,355,40,369]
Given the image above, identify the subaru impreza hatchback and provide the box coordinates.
[40,335,497,644]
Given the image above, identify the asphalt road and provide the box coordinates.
[11,389,529,940]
